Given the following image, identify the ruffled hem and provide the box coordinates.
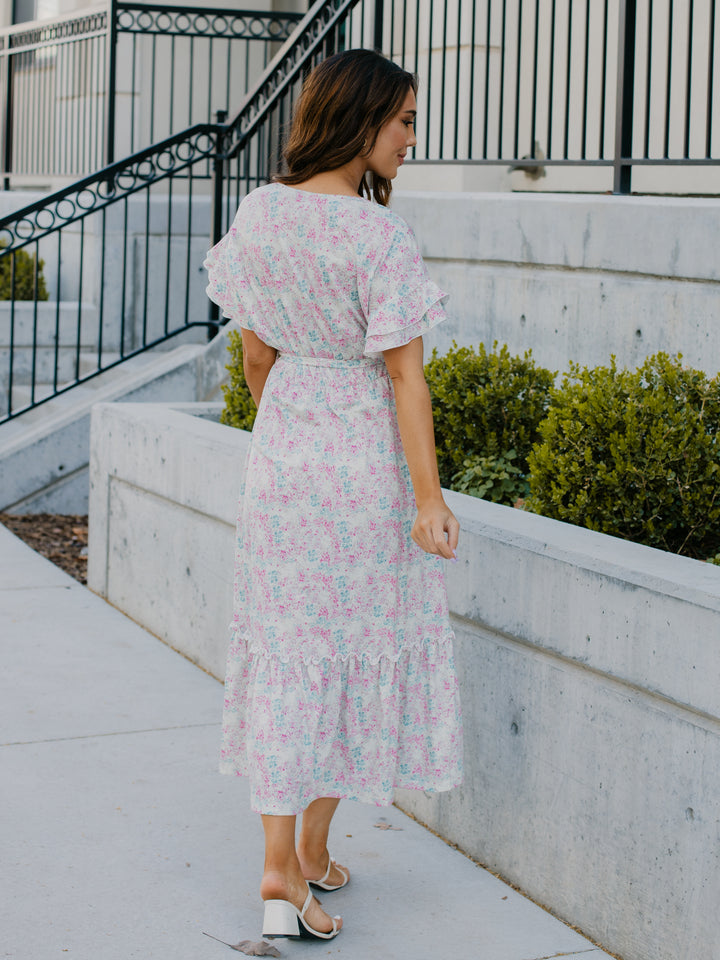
[364,286,448,354]
[225,620,456,667]
[220,637,463,814]
[217,765,463,816]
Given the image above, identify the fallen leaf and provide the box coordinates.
[203,932,281,956]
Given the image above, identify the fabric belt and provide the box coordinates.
[277,353,383,370]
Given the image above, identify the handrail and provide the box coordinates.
[0,123,217,253]
[0,0,359,251]
[0,0,368,259]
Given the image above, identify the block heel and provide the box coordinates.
[262,886,341,941]
[262,899,302,937]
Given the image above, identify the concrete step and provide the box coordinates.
[0,325,232,513]
[6,350,158,412]
[1,351,163,444]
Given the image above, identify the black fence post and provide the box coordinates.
[2,49,14,190]
[105,0,118,166]
[613,0,637,194]
[208,109,228,341]
[373,0,384,52]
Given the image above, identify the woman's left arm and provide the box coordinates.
[383,336,459,560]
[240,327,277,405]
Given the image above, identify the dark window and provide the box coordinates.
[13,0,60,25]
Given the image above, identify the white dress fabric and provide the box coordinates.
[204,182,463,814]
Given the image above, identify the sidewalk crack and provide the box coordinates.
[523,950,598,960]
[2,721,220,747]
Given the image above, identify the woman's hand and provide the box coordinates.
[411,498,460,560]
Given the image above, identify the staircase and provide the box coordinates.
[0,333,231,513]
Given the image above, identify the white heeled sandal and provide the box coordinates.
[262,885,341,940]
[308,854,350,892]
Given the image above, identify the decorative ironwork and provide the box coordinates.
[1,11,107,51]
[0,1,305,182]
[115,3,303,40]
[0,121,223,423]
[0,124,216,253]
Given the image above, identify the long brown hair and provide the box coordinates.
[276,50,417,206]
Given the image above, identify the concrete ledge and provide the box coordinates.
[392,192,720,377]
[88,401,720,960]
[393,191,720,280]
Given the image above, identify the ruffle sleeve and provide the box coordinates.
[362,217,448,355]
[203,225,257,328]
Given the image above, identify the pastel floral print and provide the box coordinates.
[204,183,463,815]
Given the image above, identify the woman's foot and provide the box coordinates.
[298,849,350,890]
[260,870,341,935]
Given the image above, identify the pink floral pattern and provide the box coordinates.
[204,183,463,814]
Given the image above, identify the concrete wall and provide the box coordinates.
[392,190,720,378]
[88,402,246,677]
[88,400,720,960]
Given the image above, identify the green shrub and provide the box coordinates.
[527,353,720,560]
[425,341,555,497]
[0,241,49,300]
[220,328,257,431]
[452,449,529,504]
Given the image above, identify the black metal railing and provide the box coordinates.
[0,8,108,184]
[108,2,302,165]
[0,124,218,420]
[0,1,302,184]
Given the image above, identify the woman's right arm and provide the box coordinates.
[240,327,277,405]
[383,336,459,560]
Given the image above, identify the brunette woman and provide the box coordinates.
[205,49,463,941]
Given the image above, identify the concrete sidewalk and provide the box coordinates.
[1,522,616,960]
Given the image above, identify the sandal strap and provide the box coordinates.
[299,885,340,938]
[299,885,314,920]
[318,855,335,885]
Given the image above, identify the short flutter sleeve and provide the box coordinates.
[362,216,448,355]
[203,222,256,328]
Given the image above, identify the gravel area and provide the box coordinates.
[0,513,88,584]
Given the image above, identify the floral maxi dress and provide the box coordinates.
[204,182,463,815]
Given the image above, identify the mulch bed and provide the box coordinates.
[0,513,89,585]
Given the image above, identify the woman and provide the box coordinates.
[205,49,463,942]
